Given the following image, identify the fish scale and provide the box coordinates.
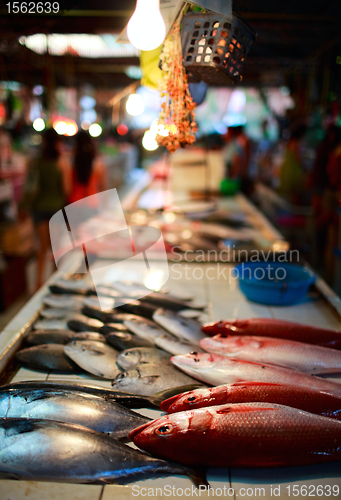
[130,402,341,468]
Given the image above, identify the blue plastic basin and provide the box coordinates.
[234,262,315,306]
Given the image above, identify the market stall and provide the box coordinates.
[0,169,340,499]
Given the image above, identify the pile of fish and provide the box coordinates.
[15,279,209,394]
[129,315,341,469]
[3,277,341,481]
[0,279,217,484]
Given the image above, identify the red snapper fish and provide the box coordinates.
[201,318,341,350]
[130,402,341,468]
[200,334,341,374]
[170,353,341,396]
[161,381,341,418]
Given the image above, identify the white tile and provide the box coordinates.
[230,463,341,500]
[0,481,102,500]
[103,475,194,498]
[210,299,272,322]
[270,299,341,328]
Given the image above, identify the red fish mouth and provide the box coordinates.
[129,421,153,440]
[160,394,180,412]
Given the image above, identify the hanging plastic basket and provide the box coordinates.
[181,11,256,85]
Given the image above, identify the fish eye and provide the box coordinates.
[156,424,174,436]
[187,396,197,403]
[116,373,126,380]
[220,334,228,338]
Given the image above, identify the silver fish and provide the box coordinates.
[0,388,150,439]
[0,380,203,410]
[140,293,205,312]
[25,329,75,345]
[0,418,194,484]
[117,348,170,371]
[40,308,77,319]
[153,309,206,346]
[34,319,69,330]
[124,317,169,343]
[82,295,116,311]
[112,362,204,396]
[67,314,104,332]
[15,344,81,373]
[64,341,120,379]
[155,333,204,356]
[43,295,84,310]
[107,332,154,351]
[54,278,92,292]
[35,314,103,332]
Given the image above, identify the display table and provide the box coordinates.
[0,173,340,500]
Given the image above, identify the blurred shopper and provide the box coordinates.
[28,128,71,289]
[278,124,307,204]
[256,119,275,186]
[0,126,12,168]
[68,130,106,204]
[305,125,341,280]
[223,125,252,192]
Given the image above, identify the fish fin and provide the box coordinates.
[184,467,209,489]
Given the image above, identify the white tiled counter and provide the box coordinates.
[0,179,341,499]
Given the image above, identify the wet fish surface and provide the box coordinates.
[107,332,155,351]
[130,402,341,468]
[120,300,158,320]
[155,333,204,356]
[200,334,341,374]
[171,353,341,396]
[161,381,341,419]
[153,309,206,345]
[15,344,82,373]
[202,318,341,350]
[40,308,77,319]
[140,292,204,312]
[0,418,193,483]
[117,348,170,371]
[124,317,169,343]
[64,341,121,379]
[67,315,104,332]
[0,388,151,439]
[100,323,130,335]
[24,330,74,345]
[43,295,84,310]
[112,362,204,396]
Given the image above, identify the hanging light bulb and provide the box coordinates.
[127,0,166,51]
[126,93,144,116]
